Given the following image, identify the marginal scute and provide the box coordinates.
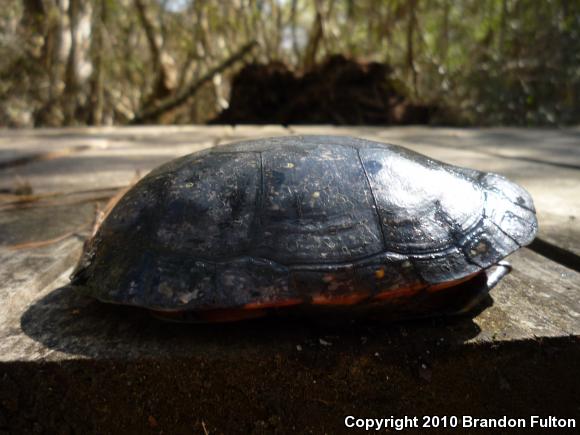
[458,174,537,269]
[355,258,423,294]
[290,266,357,301]
[86,251,217,310]
[481,173,536,212]
[153,259,215,308]
[214,258,291,307]
[411,248,480,284]
[461,218,520,268]
[485,190,538,247]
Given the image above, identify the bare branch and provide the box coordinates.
[130,40,258,124]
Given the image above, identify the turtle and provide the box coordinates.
[71,135,538,322]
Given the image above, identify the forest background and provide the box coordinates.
[1,0,578,127]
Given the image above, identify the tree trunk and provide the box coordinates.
[406,0,419,97]
[21,0,46,39]
[302,0,325,72]
[130,41,257,124]
[134,0,177,106]
[62,0,93,125]
[34,0,71,126]
[499,0,508,59]
[440,0,450,70]
[63,0,79,124]
[88,0,107,125]
[290,0,300,61]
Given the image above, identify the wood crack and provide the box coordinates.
[528,238,580,273]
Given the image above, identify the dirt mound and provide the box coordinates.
[211,55,435,125]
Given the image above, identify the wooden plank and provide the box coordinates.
[473,248,580,342]
[287,126,580,167]
[0,126,578,364]
[0,125,291,193]
[0,126,579,433]
[1,320,578,434]
[0,125,293,164]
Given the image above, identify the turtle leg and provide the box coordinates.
[447,260,512,315]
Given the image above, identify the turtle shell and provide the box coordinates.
[71,135,537,319]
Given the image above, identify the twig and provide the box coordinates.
[3,174,140,250]
[0,185,129,206]
[0,194,116,212]
[5,222,90,250]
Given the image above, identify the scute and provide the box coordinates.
[358,146,484,253]
[71,135,538,312]
[255,144,384,263]
[154,152,261,257]
[481,173,536,212]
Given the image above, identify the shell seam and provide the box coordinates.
[489,219,523,248]
[355,148,388,251]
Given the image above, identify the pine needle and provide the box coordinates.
[3,172,141,250]
[5,223,90,250]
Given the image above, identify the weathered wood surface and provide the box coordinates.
[1,125,579,357]
[0,126,579,434]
